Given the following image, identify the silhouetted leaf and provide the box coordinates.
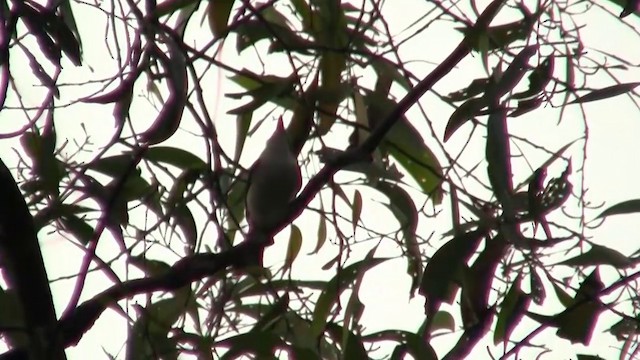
[444,97,486,141]
[494,275,531,344]
[365,330,438,360]
[556,270,605,344]
[284,225,303,271]
[310,250,389,337]
[559,243,633,268]
[139,38,188,144]
[207,0,234,38]
[375,182,421,294]
[569,82,640,104]
[598,199,640,218]
[420,229,486,321]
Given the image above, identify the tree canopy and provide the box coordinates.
[0,0,639,359]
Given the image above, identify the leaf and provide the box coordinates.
[556,270,605,345]
[559,243,633,268]
[326,323,368,360]
[419,229,486,321]
[284,225,303,271]
[444,97,486,141]
[207,0,234,38]
[597,199,640,218]
[366,94,444,203]
[310,251,389,337]
[529,266,546,305]
[311,212,327,255]
[234,112,252,162]
[551,281,575,308]
[486,107,514,214]
[512,55,555,100]
[427,311,455,332]
[364,330,438,360]
[375,182,422,295]
[569,82,640,104]
[460,19,533,52]
[446,78,490,102]
[494,275,531,344]
[494,45,539,98]
[227,72,296,114]
[351,190,362,234]
[128,296,187,360]
[139,38,188,145]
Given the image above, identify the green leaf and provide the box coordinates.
[127,296,186,360]
[351,190,362,234]
[576,355,606,360]
[444,97,486,141]
[419,229,486,320]
[459,19,533,51]
[375,182,422,294]
[207,0,234,38]
[569,82,640,104]
[494,275,531,344]
[364,330,438,360]
[486,106,514,216]
[310,252,389,337]
[552,281,575,308]
[512,56,555,100]
[427,310,455,332]
[326,322,368,360]
[227,72,296,114]
[139,38,188,145]
[494,45,539,99]
[556,270,605,345]
[446,78,490,102]
[558,243,633,269]
[60,214,94,245]
[311,212,327,255]
[284,225,303,271]
[366,94,443,203]
[598,199,640,218]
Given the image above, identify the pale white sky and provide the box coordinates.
[1,0,640,359]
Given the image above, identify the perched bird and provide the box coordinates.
[245,117,302,247]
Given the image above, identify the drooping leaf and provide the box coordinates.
[494,274,531,344]
[558,243,633,269]
[598,199,640,218]
[486,106,514,213]
[139,38,188,145]
[446,78,490,102]
[366,94,444,203]
[555,270,605,345]
[529,266,546,305]
[375,182,422,295]
[351,190,362,234]
[419,229,486,324]
[569,82,640,104]
[284,225,303,271]
[512,55,555,100]
[364,330,438,360]
[311,212,327,255]
[207,0,234,38]
[310,251,389,337]
[127,296,188,360]
[494,45,539,98]
[227,72,296,114]
[459,18,534,51]
[444,97,486,141]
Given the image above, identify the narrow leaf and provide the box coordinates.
[569,82,640,104]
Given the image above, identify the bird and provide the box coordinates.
[245,117,302,253]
